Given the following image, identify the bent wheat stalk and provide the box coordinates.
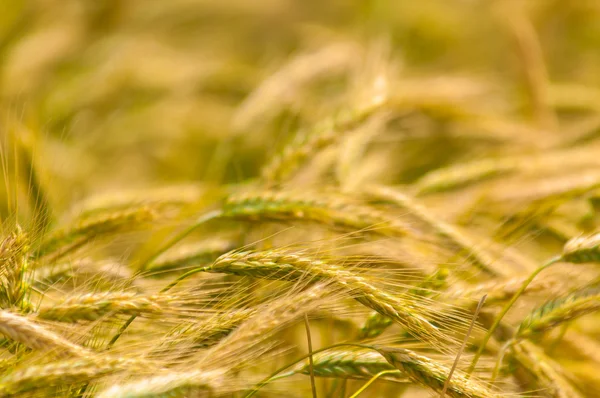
[467,255,561,374]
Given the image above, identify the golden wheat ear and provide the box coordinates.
[377,347,501,398]
[0,310,90,357]
[36,206,157,261]
[0,227,30,311]
[0,356,138,396]
[261,96,387,184]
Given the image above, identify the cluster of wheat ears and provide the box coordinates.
[1,1,600,397]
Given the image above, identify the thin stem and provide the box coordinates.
[548,323,569,354]
[349,370,402,398]
[490,339,514,386]
[467,256,561,375]
[304,314,317,398]
[139,210,221,271]
[105,211,220,350]
[442,294,486,396]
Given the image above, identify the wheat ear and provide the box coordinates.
[290,348,402,380]
[221,189,413,236]
[37,206,156,261]
[366,184,509,276]
[95,369,224,398]
[207,250,465,349]
[0,310,90,357]
[378,347,500,398]
[0,227,30,310]
[0,356,137,396]
[562,231,600,263]
[36,291,166,322]
[517,285,600,338]
[261,97,386,183]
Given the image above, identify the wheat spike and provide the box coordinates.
[290,348,402,380]
[0,311,90,357]
[146,239,238,276]
[95,369,224,398]
[517,285,600,338]
[36,291,166,322]
[0,227,30,310]
[367,184,511,276]
[208,250,467,349]
[261,97,386,183]
[562,231,600,263]
[37,206,156,260]
[510,340,583,398]
[221,189,413,236]
[0,356,137,396]
[378,347,500,398]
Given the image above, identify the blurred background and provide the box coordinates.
[2,0,600,224]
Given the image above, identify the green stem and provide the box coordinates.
[139,210,221,271]
[349,370,401,398]
[466,255,561,375]
[489,339,514,386]
[105,210,221,350]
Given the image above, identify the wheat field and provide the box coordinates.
[0,1,599,397]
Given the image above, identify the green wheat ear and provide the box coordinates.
[562,231,600,263]
[517,284,600,338]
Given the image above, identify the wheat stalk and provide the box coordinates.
[445,274,557,305]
